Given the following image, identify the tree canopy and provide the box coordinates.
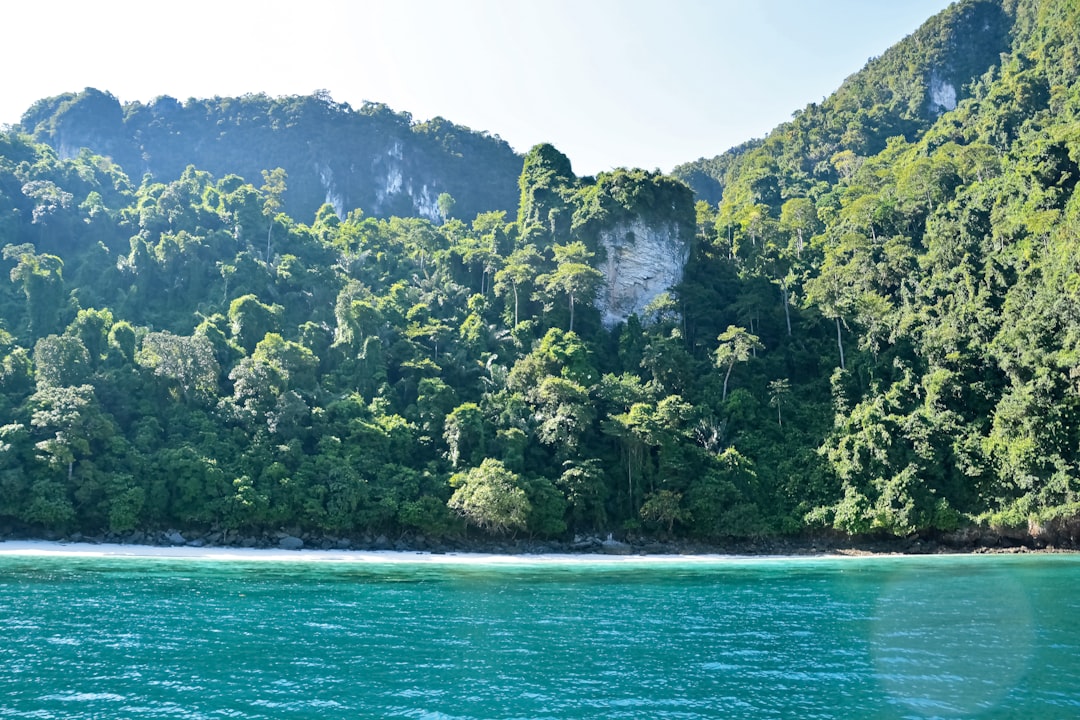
[2,0,1080,548]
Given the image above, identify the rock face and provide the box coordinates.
[19,89,522,223]
[596,219,690,327]
[928,72,958,114]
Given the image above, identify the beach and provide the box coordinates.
[0,539,797,564]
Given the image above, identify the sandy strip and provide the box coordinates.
[0,539,831,565]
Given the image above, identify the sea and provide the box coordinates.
[0,549,1078,719]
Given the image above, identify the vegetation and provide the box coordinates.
[1,0,1079,546]
[18,89,522,225]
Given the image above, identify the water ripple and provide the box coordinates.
[0,555,1078,718]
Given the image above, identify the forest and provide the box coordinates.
[2,0,1079,547]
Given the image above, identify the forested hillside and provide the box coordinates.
[2,0,1079,548]
[18,89,522,224]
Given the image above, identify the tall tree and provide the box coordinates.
[494,244,542,327]
[261,167,287,264]
[714,325,762,402]
[539,242,602,333]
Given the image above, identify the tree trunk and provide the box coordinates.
[836,317,846,371]
[781,285,792,337]
[513,284,520,327]
[723,361,734,402]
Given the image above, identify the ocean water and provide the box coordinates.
[0,552,1078,719]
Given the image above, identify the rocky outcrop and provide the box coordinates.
[596,219,690,327]
[928,72,958,114]
[19,89,522,223]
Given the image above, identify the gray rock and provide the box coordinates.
[165,530,186,546]
[279,536,304,550]
[597,219,690,327]
[601,538,632,555]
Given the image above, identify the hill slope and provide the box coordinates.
[673,0,1012,203]
[18,90,523,224]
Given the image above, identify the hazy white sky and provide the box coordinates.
[5,0,952,175]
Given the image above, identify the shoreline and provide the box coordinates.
[0,539,828,563]
[0,538,1074,564]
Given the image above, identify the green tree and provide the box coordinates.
[443,402,486,468]
[768,378,791,427]
[713,325,762,402]
[28,383,112,484]
[539,241,602,332]
[556,458,608,531]
[261,167,287,263]
[65,308,113,370]
[447,458,530,536]
[228,294,283,354]
[4,244,66,339]
[640,489,688,534]
[33,335,91,388]
[436,192,456,223]
[493,244,542,327]
[137,331,220,403]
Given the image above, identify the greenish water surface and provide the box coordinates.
[0,552,1078,719]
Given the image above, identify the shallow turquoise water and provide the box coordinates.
[0,553,1078,719]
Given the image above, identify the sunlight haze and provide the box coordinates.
[7,0,953,175]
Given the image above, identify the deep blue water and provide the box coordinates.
[0,551,1078,719]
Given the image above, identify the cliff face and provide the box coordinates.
[512,147,696,330]
[596,219,689,327]
[19,90,522,223]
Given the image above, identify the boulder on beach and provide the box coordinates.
[279,536,304,550]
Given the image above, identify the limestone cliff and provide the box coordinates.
[596,219,689,327]
[19,90,522,223]
[557,164,695,328]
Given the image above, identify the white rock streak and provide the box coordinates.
[596,219,689,327]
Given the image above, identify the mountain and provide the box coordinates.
[673,0,1012,203]
[17,89,523,224]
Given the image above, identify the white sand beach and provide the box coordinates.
[0,539,789,565]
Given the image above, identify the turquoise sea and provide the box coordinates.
[0,551,1078,719]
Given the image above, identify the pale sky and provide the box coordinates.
[5,0,953,176]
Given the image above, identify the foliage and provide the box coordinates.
[2,0,1079,546]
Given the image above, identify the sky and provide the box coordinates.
[3,0,954,176]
